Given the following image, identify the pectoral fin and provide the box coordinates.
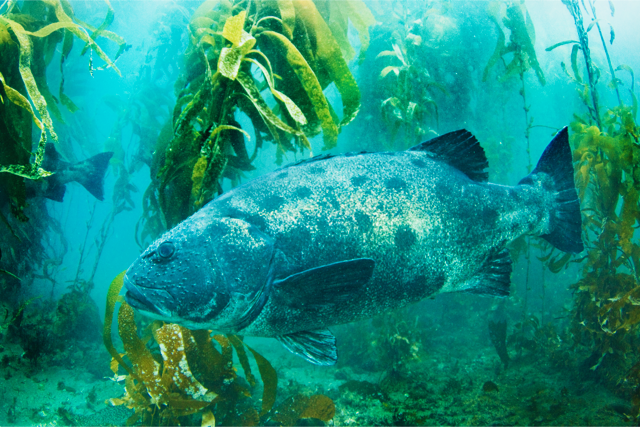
[274,258,375,309]
[277,328,337,365]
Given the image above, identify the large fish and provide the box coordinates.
[124,128,582,365]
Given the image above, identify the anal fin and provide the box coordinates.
[277,329,337,366]
[464,248,512,297]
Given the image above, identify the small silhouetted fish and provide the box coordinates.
[26,143,113,202]
[124,127,583,366]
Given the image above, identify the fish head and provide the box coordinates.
[124,216,275,331]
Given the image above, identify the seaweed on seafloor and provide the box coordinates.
[103,272,337,426]
[142,0,376,229]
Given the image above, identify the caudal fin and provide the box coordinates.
[518,127,584,253]
[76,152,114,201]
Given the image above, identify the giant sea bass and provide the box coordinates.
[124,127,582,365]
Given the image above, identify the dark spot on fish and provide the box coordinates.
[385,177,407,190]
[480,206,499,227]
[295,186,312,198]
[354,211,371,231]
[351,175,369,187]
[411,158,427,168]
[323,189,340,210]
[262,195,285,211]
[394,225,416,250]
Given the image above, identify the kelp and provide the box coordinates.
[103,272,335,426]
[371,1,448,149]
[546,1,640,414]
[141,0,375,230]
[483,0,545,86]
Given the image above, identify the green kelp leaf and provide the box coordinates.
[616,64,635,92]
[293,0,362,127]
[571,43,582,83]
[244,57,307,124]
[260,30,338,149]
[609,23,615,44]
[210,124,251,141]
[545,40,579,51]
[0,16,57,141]
[329,0,376,62]
[60,93,79,113]
[193,0,221,20]
[81,0,114,55]
[222,10,245,46]
[41,0,122,77]
[0,71,44,130]
[236,71,306,142]
[219,28,256,80]
[102,271,136,378]
[277,0,296,39]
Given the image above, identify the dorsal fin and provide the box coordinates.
[409,130,489,182]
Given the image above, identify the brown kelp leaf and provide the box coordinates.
[118,302,166,403]
[245,342,277,415]
[228,335,257,387]
[260,30,337,148]
[222,10,246,45]
[154,324,217,402]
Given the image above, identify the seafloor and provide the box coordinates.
[0,292,631,426]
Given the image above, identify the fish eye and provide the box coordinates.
[157,241,175,259]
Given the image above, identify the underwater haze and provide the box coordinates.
[1,0,640,425]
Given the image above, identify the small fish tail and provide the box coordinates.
[76,152,114,201]
[518,127,583,253]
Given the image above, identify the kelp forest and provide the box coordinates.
[0,0,639,425]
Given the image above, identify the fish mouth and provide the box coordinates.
[123,274,171,317]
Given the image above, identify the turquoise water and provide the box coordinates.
[0,1,638,425]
